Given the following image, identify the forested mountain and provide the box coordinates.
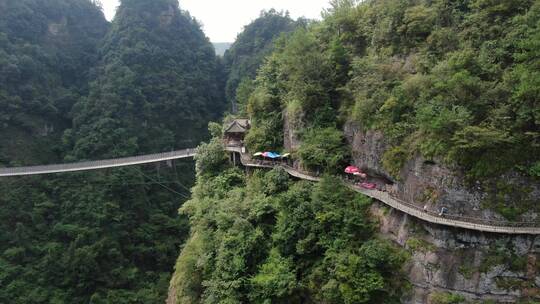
[65,0,224,160]
[0,0,109,165]
[223,9,300,112]
[1,0,539,303]
[0,0,224,303]
[169,139,408,304]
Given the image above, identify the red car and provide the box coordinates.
[359,182,377,190]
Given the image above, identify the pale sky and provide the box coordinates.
[100,0,331,42]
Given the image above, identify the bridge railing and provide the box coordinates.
[352,184,540,228]
[342,176,540,229]
[0,148,197,176]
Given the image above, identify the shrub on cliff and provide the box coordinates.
[297,127,349,173]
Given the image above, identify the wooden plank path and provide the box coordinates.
[348,186,540,235]
[1,146,539,234]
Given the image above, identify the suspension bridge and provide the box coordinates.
[0,149,197,177]
[1,146,539,235]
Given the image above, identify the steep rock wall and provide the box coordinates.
[343,122,540,223]
[371,202,540,303]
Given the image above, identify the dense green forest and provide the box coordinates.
[223,10,300,113]
[171,137,408,303]
[1,0,539,303]
[0,0,224,302]
[0,0,109,165]
[65,0,224,159]
[245,0,539,180]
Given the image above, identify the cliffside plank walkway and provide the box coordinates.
[236,152,540,235]
[1,146,539,235]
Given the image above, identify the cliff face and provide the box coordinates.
[372,202,540,303]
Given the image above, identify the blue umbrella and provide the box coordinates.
[263,152,281,159]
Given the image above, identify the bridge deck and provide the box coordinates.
[0,149,197,177]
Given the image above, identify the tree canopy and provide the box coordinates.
[65,0,225,160]
[1,0,539,302]
[0,0,109,165]
[223,9,300,113]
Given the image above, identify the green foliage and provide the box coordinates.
[245,22,349,155]
[3,0,540,302]
[239,0,540,222]
[431,292,466,304]
[207,122,223,138]
[529,162,540,178]
[224,9,299,112]
[275,28,336,115]
[0,0,109,165]
[297,127,349,172]
[66,0,225,159]
[234,78,255,114]
[292,0,540,180]
[0,164,194,303]
[479,241,527,273]
[399,5,436,43]
[458,265,475,280]
[405,237,436,254]
[495,277,526,291]
[0,0,224,302]
[170,231,210,304]
[316,239,408,304]
[249,248,297,302]
[450,126,514,174]
[481,181,537,221]
[195,138,228,176]
[382,145,409,179]
[172,170,408,303]
[245,85,283,152]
